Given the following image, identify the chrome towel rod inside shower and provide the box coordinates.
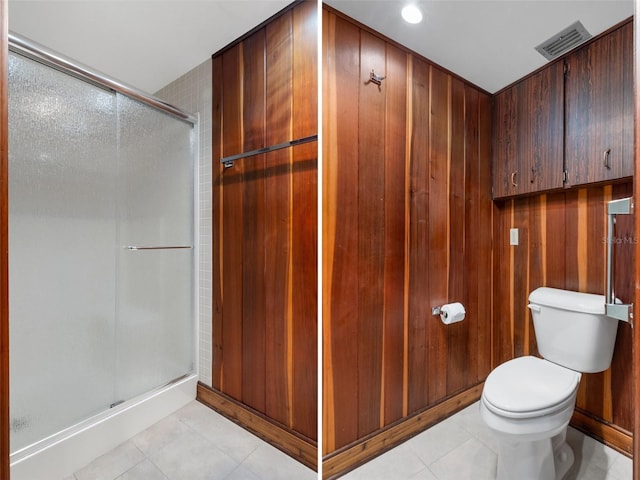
[220,134,317,168]
[125,246,193,251]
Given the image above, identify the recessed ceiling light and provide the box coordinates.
[401,4,423,24]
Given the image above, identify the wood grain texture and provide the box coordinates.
[634,4,640,479]
[197,383,318,470]
[493,183,634,435]
[291,0,318,440]
[0,0,8,477]
[211,0,317,448]
[323,12,360,453]
[323,7,493,457]
[492,60,564,198]
[565,21,633,186]
[322,385,483,480]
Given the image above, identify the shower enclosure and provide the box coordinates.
[7,35,196,479]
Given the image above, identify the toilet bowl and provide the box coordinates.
[480,356,580,480]
[480,287,621,480]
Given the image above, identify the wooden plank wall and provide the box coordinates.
[209,0,317,446]
[493,183,635,442]
[0,0,8,477]
[323,7,493,456]
[635,3,640,478]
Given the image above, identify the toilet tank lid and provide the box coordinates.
[528,287,605,314]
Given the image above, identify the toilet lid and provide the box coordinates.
[484,356,580,414]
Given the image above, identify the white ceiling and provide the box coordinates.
[7,1,636,95]
[8,0,293,94]
[326,0,634,93]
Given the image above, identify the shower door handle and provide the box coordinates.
[605,197,633,325]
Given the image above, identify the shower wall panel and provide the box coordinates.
[322,5,493,470]
[206,0,317,461]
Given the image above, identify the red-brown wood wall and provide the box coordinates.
[323,7,493,455]
[634,3,640,477]
[493,184,635,441]
[210,0,317,443]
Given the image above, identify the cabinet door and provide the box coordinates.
[492,87,519,198]
[565,22,633,186]
[492,61,564,199]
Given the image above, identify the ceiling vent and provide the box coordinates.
[535,21,592,61]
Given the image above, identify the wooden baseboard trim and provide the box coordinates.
[571,409,633,457]
[322,384,484,479]
[196,383,318,470]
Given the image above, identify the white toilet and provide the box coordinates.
[480,287,620,480]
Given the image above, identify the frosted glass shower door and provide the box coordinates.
[8,53,118,452]
[115,94,195,403]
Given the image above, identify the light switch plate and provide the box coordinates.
[510,228,519,246]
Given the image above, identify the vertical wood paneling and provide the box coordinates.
[357,31,386,439]
[634,6,640,477]
[426,67,450,405]
[477,93,493,380]
[323,8,493,453]
[382,44,408,426]
[325,13,360,451]
[264,11,293,427]
[447,77,467,394]
[0,0,8,476]
[211,55,224,391]
[211,1,317,445]
[241,29,267,413]
[462,84,479,387]
[322,9,336,455]
[220,44,244,400]
[291,0,318,439]
[407,56,431,415]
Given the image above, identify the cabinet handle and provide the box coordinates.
[530,167,536,184]
[511,171,517,188]
[604,148,611,170]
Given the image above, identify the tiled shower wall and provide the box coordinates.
[156,59,213,387]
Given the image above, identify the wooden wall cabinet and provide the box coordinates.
[492,62,564,198]
[565,21,633,187]
[493,20,633,199]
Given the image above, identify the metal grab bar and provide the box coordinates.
[125,246,192,251]
[220,134,318,168]
[605,197,633,325]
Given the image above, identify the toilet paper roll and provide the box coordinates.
[440,302,465,324]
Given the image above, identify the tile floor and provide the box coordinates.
[62,400,632,480]
[63,400,316,480]
[341,402,633,480]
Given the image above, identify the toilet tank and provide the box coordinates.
[528,287,619,373]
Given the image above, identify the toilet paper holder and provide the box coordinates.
[431,306,443,316]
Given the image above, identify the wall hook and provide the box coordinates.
[368,69,386,88]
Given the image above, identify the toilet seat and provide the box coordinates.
[483,356,581,419]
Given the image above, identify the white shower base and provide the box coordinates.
[10,373,197,480]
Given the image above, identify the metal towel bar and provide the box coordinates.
[220,134,317,168]
[605,197,633,325]
[125,246,192,251]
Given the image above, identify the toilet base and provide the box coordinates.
[496,429,574,480]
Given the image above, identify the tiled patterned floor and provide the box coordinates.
[341,402,632,480]
[63,400,316,480]
[63,400,632,480]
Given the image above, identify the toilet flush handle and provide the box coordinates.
[528,304,541,313]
